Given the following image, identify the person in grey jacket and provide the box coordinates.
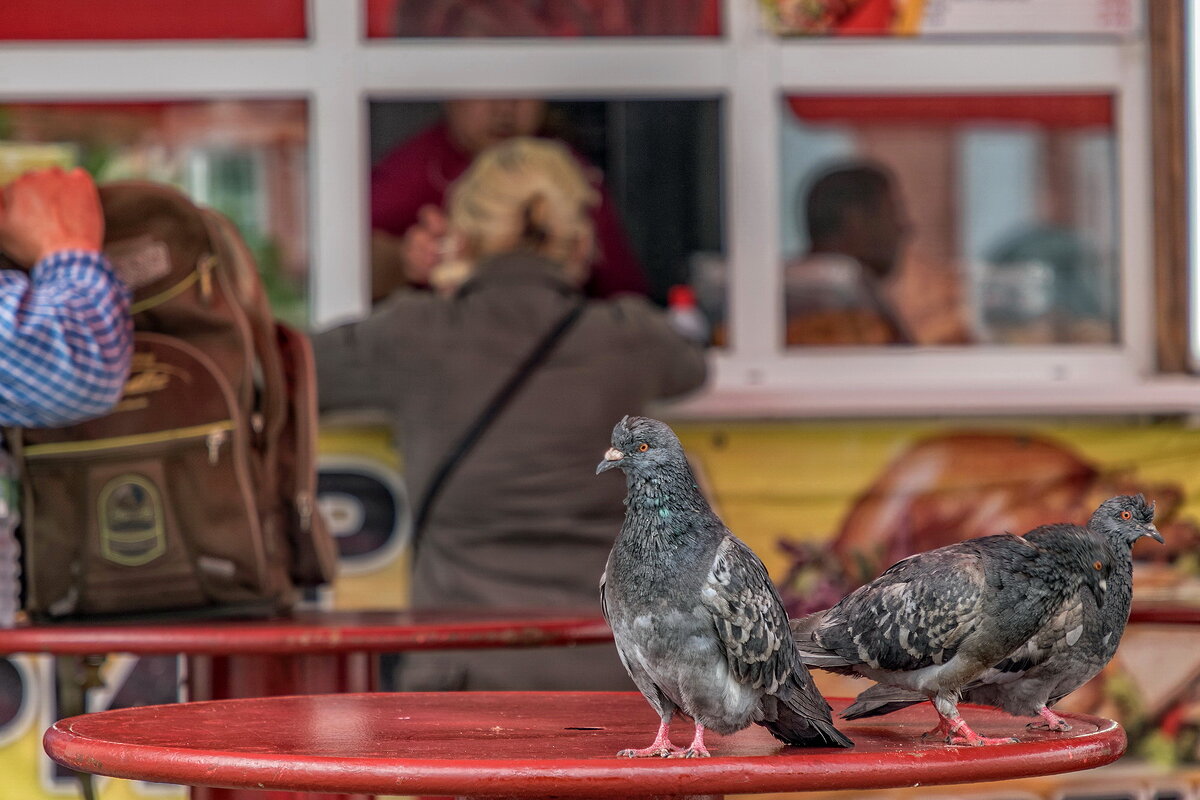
[314,137,706,690]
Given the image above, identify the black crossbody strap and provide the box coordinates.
[411,297,587,551]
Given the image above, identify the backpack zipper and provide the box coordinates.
[205,428,228,465]
[128,254,216,314]
[129,269,200,314]
[197,254,216,301]
[23,421,236,464]
[296,489,313,533]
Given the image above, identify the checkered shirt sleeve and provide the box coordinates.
[0,250,133,427]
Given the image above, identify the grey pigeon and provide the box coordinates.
[596,416,852,758]
[792,522,1112,746]
[840,494,1162,731]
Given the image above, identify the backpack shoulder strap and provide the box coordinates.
[199,208,287,448]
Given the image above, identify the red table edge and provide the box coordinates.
[0,615,614,655]
[17,599,1194,655]
[42,699,1127,797]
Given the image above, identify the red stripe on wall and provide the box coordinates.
[0,0,306,40]
[787,95,1114,127]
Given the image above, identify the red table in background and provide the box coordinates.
[1128,601,1200,626]
[44,692,1126,800]
[1,609,612,800]
[0,608,612,697]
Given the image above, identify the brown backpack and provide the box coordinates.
[9,181,337,620]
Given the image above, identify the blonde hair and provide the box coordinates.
[433,137,599,291]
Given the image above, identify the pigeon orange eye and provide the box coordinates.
[1093,560,1103,571]
[638,443,649,452]
[1120,510,1132,520]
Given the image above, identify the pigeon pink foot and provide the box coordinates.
[618,720,687,758]
[1026,706,1072,732]
[919,715,955,741]
[669,721,711,758]
[942,715,1019,746]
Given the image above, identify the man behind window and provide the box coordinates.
[784,160,915,346]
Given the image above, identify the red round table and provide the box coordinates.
[44,692,1125,799]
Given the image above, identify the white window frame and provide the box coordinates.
[2,0,1193,417]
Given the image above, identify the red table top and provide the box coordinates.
[0,609,612,655]
[44,692,1125,797]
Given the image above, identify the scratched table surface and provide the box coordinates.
[44,692,1125,798]
[0,608,613,655]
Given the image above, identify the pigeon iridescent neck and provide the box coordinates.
[622,453,709,541]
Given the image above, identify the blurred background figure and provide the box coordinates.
[315,137,706,691]
[783,160,915,345]
[980,223,1115,344]
[0,166,133,631]
[784,159,976,346]
[369,97,649,303]
[0,167,132,427]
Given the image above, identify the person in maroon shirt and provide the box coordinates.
[370,98,649,303]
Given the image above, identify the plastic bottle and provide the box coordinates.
[667,284,710,345]
[0,448,21,628]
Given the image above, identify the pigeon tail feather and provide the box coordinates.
[841,684,926,720]
[789,612,823,638]
[789,614,857,670]
[794,649,859,670]
[762,672,854,748]
[764,698,854,748]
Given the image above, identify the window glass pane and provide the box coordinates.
[369,97,724,342]
[366,0,722,38]
[0,100,310,326]
[0,0,306,40]
[780,94,1118,347]
[760,0,1136,37]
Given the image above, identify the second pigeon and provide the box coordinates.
[840,494,1162,731]
[793,522,1113,745]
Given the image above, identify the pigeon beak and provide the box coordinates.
[596,448,624,474]
[1143,523,1164,544]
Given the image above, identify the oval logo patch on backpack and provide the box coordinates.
[98,475,166,566]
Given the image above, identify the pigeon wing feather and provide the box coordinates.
[701,535,795,694]
[816,547,992,672]
[983,593,1086,682]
